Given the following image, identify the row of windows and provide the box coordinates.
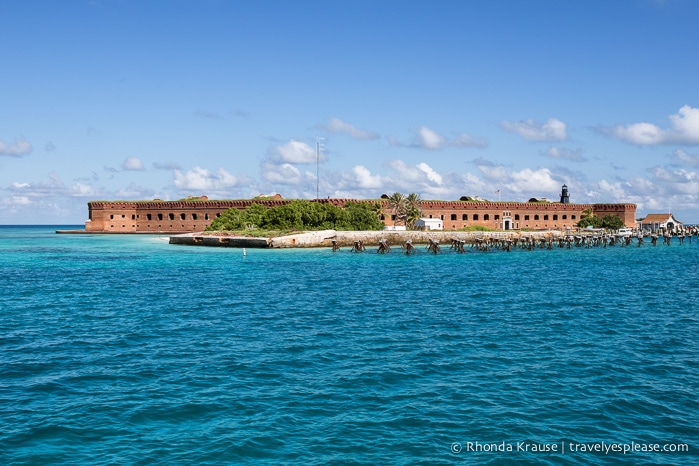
[109,212,222,221]
[109,211,578,223]
[110,224,199,229]
[447,213,578,221]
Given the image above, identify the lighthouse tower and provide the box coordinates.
[560,184,570,204]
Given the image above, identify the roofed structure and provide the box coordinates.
[639,213,684,232]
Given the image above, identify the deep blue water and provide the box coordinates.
[1,226,697,465]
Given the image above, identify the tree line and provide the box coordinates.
[576,209,625,229]
[206,200,385,232]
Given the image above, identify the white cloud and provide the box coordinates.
[596,179,634,200]
[475,161,561,196]
[416,162,443,185]
[321,117,379,140]
[609,105,699,145]
[351,165,382,189]
[122,157,145,171]
[70,183,99,197]
[501,118,568,141]
[379,160,452,198]
[415,126,445,149]
[475,162,510,182]
[509,168,560,193]
[275,139,317,164]
[0,138,33,157]
[173,166,239,191]
[610,122,664,145]
[261,162,302,185]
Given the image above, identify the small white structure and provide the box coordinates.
[383,225,406,231]
[414,218,443,231]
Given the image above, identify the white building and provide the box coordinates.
[639,213,684,232]
[414,218,444,231]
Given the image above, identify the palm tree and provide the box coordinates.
[387,192,407,226]
[405,192,422,229]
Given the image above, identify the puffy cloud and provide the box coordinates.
[70,183,100,197]
[380,160,452,198]
[261,162,302,185]
[508,168,560,193]
[173,166,239,191]
[596,179,630,199]
[475,161,510,181]
[501,118,568,141]
[608,105,699,145]
[542,146,585,162]
[646,167,698,193]
[351,165,382,189]
[275,139,317,164]
[610,122,664,145]
[415,126,445,149]
[122,157,145,171]
[476,162,561,195]
[320,117,379,140]
[416,162,443,185]
[0,138,33,157]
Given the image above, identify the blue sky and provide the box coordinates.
[2,0,699,224]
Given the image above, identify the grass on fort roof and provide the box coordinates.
[90,197,548,204]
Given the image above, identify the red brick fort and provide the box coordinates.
[84,187,636,233]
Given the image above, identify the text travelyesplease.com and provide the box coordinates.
[450,441,690,455]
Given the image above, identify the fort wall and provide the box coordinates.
[85,198,637,233]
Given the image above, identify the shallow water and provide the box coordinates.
[1,226,697,464]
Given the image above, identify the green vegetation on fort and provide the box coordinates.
[206,200,384,232]
[576,209,624,229]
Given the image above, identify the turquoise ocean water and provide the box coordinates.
[1,225,697,465]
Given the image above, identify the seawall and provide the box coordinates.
[169,230,562,248]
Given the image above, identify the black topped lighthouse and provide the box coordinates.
[560,184,570,204]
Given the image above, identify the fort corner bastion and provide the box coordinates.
[82,193,636,234]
